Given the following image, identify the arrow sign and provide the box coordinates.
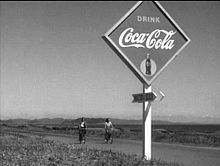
[157,91,165,102]
[153,90,165,102]
[132,92,157,103]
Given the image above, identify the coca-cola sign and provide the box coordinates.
[102,1,190,85]
[119,28,176,49]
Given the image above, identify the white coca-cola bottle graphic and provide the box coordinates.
[145,54,151,75]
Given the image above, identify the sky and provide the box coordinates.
[1,1,220,122]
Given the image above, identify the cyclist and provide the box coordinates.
[78,117,87,144]
[104,118,113,144]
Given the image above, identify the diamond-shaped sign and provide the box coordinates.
[102,1,190,85]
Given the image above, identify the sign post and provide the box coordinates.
[102,1,190,160]
[143,85,152,160]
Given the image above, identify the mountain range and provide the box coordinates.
[1,115,219,125]
[1,117,172,125]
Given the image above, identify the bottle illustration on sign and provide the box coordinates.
[140,53,157,77]
[145,54,151,75]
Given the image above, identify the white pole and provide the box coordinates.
[143,84,152,160]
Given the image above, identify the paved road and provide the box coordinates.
[45,135,220,166]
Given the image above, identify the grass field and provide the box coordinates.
[0,132,181,166]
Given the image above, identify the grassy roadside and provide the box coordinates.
[0,132,182,166]
[2,123,220,147]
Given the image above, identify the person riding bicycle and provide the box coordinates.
[78,117,87,144]
[104,118,113,144]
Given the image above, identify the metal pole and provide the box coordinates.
[143,84,152,160]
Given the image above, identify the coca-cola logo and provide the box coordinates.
[118,27,176,50]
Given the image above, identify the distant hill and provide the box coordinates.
[153,115,220,124]
[30,118,65,125]
[1,115,220,125]
[152,120,173,125]
[1,117,173,126]
[2,119,30,125]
